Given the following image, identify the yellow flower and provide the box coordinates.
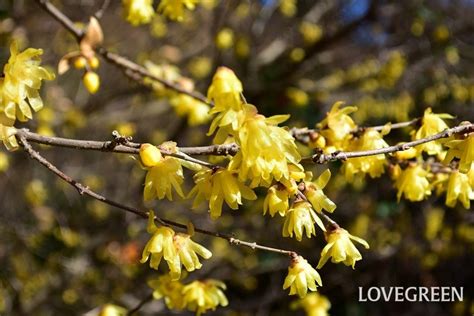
[157,0,199,21]
[228,104,302,187]
[83,71,100,94]
[144,61,181,96]
[299,22,323,45]
[140,212,177,272]
[0,124,18,150]
[394,164,431,201]
[141,211,211,280]
[169,79,210,126]
[304,170,336,213]
[0,42,54,125]
[98,304,126,316]
[283,201,325,241]
[286,87,309,107]
[263,185,291,217]
[283,256,322,298]
[122,0,155,26]
[317,227,369,269]
[148,275,185,310]
[182,279,228,315]
[445,170,473,209]
[189,168,256,219]
[412,107,453,156]
[279,0,297,17]
[317,102,357,150]
[216,28,234,50]
[291,293,331,316]
[444,133,474,173]
[342,129,389,181]
[140,143,185,201]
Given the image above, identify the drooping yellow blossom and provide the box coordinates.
[445,170,473,209]
[169,79,210,126]
[140,143,185,201]
[228,104,302,187]
[216,28,234,50]
[444,133,474,173]
[394,164,431,201]
[279,0,297,17]
[342,129,389,181]
[140,211,177,272]
[283,256,322,298]
[98,304,127,316]
[0,42,54,125]
[141,211,211,280]
[317,102,357,151]
[283,201,325,241]
[148,275,185,310]
[122,0,155,26]
[157,0,199,21]
[412,107,453,156]
[299,22,323,45]
[189,168,257,219]
[207,67,244,142]
[0,124,18,150]
[171,233,212,279]
[263,184,291,217]
[182,279,228,315]
[291,293,331,316]
[317,227,369,269]
[304,170,336,213]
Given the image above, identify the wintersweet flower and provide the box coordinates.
[189,168,256,219]
[98,304,126,316]
[182,279,228,315]
[148,275,185,310]
[445,170,473,209]
[342,129,389,181]
[291,293,331,316]
[263,185,291,217]
[282,201,325,241]
[0,42,54,125]
[122,0,155,26]
[228,104,302,187]
[304,170,336,213]
[283,256,322,298]
[317,227,369,269]
[140,211,178,272]
[170,91,210,126]
[317,101,357,150]
[171,233,212,280]
[394,164,431,201]
[412,107,453,156]
[158,0,199,21]
[140,143,185,201]
[0,124,18,150]
[444,133,474,173]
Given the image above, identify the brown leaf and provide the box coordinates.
[80,17,103,58]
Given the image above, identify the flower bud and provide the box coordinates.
[139,144,162,167]
[83,71,100,94]
[73,56,87,69]
[89,56,100,69]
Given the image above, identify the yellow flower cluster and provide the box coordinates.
[140,143,185,201]
[189,168,256,219]
[0,42,54,126]
[394,164,431,202]
[140,211,212,280]
[123,0,155,26]
[317,227,369,269]
[158,0,199,21]
[317,102,358,152]
[283,256,322,298]
[412,107,452,157]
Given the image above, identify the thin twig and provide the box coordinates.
[94,0,111,19]
[18,137,297,257]
[127,293,153,316]
[305,123,473,164]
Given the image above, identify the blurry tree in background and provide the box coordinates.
[0,0,473,315]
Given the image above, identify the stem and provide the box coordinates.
[127,293,153,316]
[18,137,297,257]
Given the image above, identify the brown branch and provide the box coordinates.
[127,293,153,316]
[305,123,474,164]
[18,136,296,257]
[34,0,211,106]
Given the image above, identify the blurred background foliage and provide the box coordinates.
[0,0,473,315]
